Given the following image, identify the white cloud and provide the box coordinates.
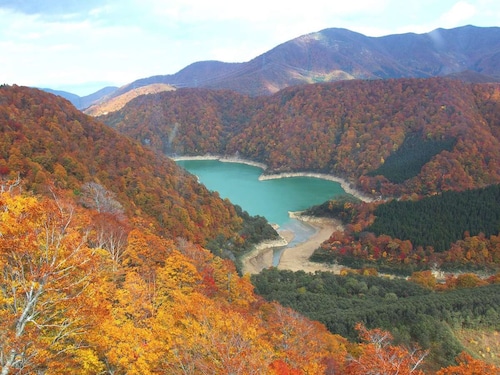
[147,0,388,22]
[1,0,499,95]
[439,1,477,28]
[0,0,108,17]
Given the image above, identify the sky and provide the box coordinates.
[1,0,499,96]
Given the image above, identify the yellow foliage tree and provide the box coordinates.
[0,192,107,374]
[92,271,160,375]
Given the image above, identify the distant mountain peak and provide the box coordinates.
[41,86,118,110]
[85,25,500,115]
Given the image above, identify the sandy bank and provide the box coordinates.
[277,215,344,273]
[240,236,288,275]
[241,215,344,275]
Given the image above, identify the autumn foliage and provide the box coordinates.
[0,193,109,373]
[5,189,491,374]
[308,184,500,274]
[100,78,500,197]
[1,84,499,374]
[0,85,244,246]
[436,352,500,375]
[1,191,495,373]
[345,323,428,375]
[0,191,349,374]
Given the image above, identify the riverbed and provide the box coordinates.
[241,215,345,274]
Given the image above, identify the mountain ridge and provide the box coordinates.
[41,25,500,112]
[103,25,500,99]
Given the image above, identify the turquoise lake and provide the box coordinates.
[176,160,347,236]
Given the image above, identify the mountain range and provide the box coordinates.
[42,25,500,112]
[129,25,500,95]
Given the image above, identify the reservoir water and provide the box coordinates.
[176,160,347,243]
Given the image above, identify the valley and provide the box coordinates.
[93,75,500,370]
[2,24,500,374]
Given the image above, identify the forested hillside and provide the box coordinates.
[1,174,497,375]
[0,185,353,374]
[99,77,500,197]
[1,85,499,373]
[0,85,341,374]
[366,184,500,252]
[0,84,281,254]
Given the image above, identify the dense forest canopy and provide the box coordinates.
[0,190,356,374]
[367,133,456,184]
[99,77,500,197]
[366,184,500,252]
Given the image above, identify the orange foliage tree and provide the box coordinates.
[436,352,500,375]
[345,323,428,375]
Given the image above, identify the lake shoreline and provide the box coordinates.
[171,154,268,170]
[259,172,373,203]
[171,154,373,203]
[173,154,367,275]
